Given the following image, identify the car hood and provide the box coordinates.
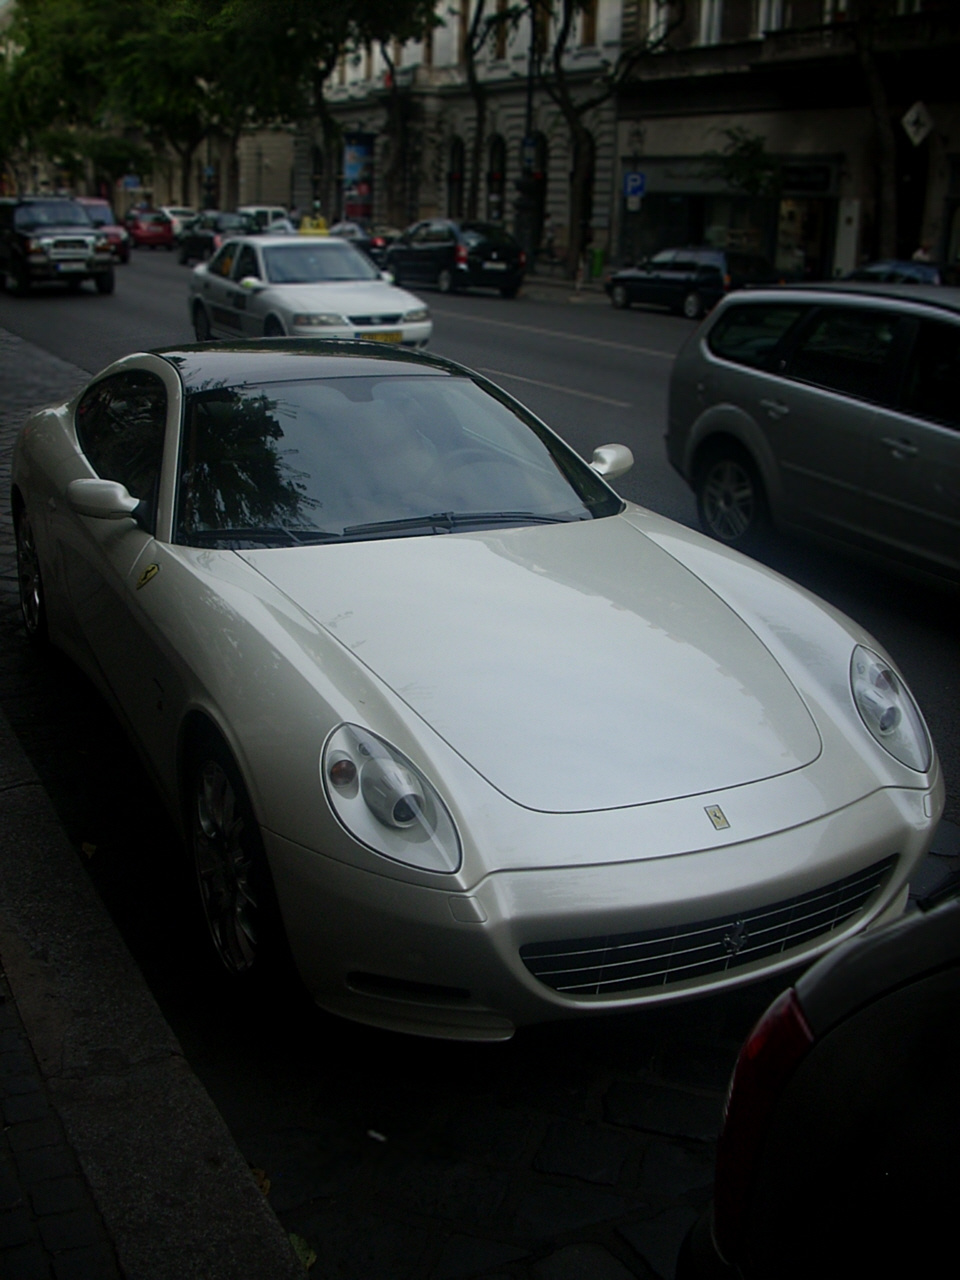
[263,279,424,315]
[242,517,821,812]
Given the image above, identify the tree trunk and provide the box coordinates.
[859,43,898,260]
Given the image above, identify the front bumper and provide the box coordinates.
[266,781,939,1040]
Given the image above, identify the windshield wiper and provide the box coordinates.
[341,511,580,538]
[184,527,341,547]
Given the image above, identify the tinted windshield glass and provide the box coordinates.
[462,224,518,248]
[14,202,92,230]
[176,374,621,546]
[84,204,116,226]
[262,242,380,284]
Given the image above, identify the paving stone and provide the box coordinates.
[13,1147,78,1187]
[3,1090,52,1125]
[604,1082,721,1143]
[29,1177,90,1218]
[374,1157,511,1228]
[7,1117,63,1155]
[432,1103,534,1165]
[37,1208,102,1253]
[0,1203,36,1247]
[532,1242,638,1280]
[0,1240,52,1279]
[637,1141,715,1200]
[52,1241,122,1280]
[292,1206,434,1280]
[619,1207,700,1280]
[533,1120,633,1186]
[508,1182,627,1239]
[432,1233,530,1279]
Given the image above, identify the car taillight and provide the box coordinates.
[724,273,732,288]
[213,234,222,249]
[455,243,468,266]
[519,250,527,268]
[712,988,814,1264]
[371,237,384,248]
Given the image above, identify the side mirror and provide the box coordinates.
[67,478,139,520]
[589,444,634,481]
[380,270,395,284]
[239,275,266,292]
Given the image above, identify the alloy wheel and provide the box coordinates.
[192,757,259,974]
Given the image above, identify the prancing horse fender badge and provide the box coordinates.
[136,563,160,590]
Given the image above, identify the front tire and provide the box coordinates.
[193,303,212,341]
[263,316,285,337]
[437,267,455,294]
[15,507,48,646]
[611,283,630,309]
[695,443,768,552]
[682,290,703,320]
[186,735,282,979]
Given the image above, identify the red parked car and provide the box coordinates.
[125,209,175,250]
[76,198,131,264]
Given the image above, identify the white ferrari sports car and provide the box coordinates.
[11,342,943,1040]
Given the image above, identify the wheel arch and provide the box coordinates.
[685,409,784,520]
[177,709,264,836]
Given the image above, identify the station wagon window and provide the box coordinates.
[707,303,807,368]
[75,371,167,531]
[783,307,905,404]
[900,318,960,430]
[233,244,260,280]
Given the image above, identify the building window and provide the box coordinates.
[651,1,702,48]
[495,0,508,60]
[581,0,598,46]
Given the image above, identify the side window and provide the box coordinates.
[900,319,960,430]
[409,224,431,245]
[707,304,807,369]
[782,307,905,404]
[208,243,237,278]
[75,371,167,530]
[233,244,260,280]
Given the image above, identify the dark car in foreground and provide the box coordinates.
[606,247,778,319]
[666,282,960,582]
[0,195,115,295]
[677,890,960,1279]
[177,210,254,264]
[385,218,526,297]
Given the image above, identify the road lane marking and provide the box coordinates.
[431,307,676,359]
[476,367,632,408]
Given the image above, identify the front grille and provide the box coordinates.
[349,313,403,326]
[520,855,897,997]
[51,238,91,251]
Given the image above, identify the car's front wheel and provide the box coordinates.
[14,506,47,646]
[682,290,703,320]
[193,303,212,341]
[437,267,456,294]
[263,316,285,337]
[695,443,768,552]
[611,283,630,309]
[186,736,282,979]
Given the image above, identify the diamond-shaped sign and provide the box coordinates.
[902,101,933,148]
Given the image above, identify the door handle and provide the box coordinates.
[760,398,790,419]
[881,437,918,459]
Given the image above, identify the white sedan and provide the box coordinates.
[11,342,943,1040]
[187,234,431,346]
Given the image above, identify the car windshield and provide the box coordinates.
[462,223,518,248]
[261,242,381,284]
[14,201,92,230]
[175,374,621,547]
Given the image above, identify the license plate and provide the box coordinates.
[361,331,402,342]
[483,261,508,271]
[57,262,86,272]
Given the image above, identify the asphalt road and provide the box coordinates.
[0,255,957,1280]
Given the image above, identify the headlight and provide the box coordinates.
[403,307,430,322]
[292,313,347,327]
[321,724,462,873]
[94,233,110,249]
[850,645,931,772]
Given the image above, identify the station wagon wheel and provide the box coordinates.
[193,303,212,341]
[437,267,456,294]
[695,444,768,552]
[611,283,630,309]
[682,290,703,320]
[187,738,280,978]
[14,507,48,646]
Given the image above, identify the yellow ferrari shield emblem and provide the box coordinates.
[136,563,160,590]
[705,805,730,831]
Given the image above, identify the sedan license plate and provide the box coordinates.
[483,261,508,271]
[56,262,86,272]
[361,331,402,343]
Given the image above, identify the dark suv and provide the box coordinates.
[606,247,778,319]
[0,196,115,295]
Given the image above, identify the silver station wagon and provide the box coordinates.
[667,283,960,582]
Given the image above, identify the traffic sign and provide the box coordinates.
[623,171,646,199]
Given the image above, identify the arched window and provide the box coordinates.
[448,137,465,220]
[487,134,506,222]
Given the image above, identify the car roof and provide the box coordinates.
[718,280,960,316]
[230,234,357,248]
[154,340,466,390]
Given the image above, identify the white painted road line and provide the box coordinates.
[477,367,632,408]
[431,307,676,359]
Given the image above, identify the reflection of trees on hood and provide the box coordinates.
[181,386,316,532]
